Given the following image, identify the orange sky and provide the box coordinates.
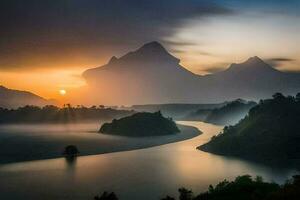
[0,68,86,100]
[0,1,299,102]
[0,36,299,102]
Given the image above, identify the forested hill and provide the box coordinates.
[186,100,256,125]
[199,93,300,166]
[99,111,180,136]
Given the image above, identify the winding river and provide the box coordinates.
[0,121,298,200]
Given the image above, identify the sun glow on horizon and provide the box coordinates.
[59,89,67,96]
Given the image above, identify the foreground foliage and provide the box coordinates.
[94,192,118,200]
[94,175,300,200]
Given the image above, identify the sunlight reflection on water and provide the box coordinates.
[0,121,298,200]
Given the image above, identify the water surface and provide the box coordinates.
[0,123,198,163]
[0,121,298,200]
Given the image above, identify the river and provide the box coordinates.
[0,121,298,200]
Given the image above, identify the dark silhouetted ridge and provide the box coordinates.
[199,93,300,167]
[138,41,167,53]
[0,85,7,90]
[0,85,56,108]
[99,111,180,136]
[108,56,118,64]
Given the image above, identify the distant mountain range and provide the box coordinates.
[2,42,300,107]
[129,103,225,119]
[82,41,300,105]
[0,86,55,108]
[185,99,257,125]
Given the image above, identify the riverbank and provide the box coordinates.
[0,123,201,164]
[1,121,297,200]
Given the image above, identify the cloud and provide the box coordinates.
[170,49,186,54]
[198,63,229,74]
[196,51,214,56]
[0,0,233,71]
[266,57,295,67]
[162,40,198,47]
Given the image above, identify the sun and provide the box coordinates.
[59,89,66,95]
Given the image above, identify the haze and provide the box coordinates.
[0,0,299,102]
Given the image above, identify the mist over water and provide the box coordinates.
[0,122,199,164]
[0,121,297,200]
[1,1,299,199]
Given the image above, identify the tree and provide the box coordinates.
[296,93,300,102]
[272,92,285,100]
[161,196,175,200]
[63,145,79,157]
[94,192,118,200]
[178,187,193,200]
[255,176,263,183]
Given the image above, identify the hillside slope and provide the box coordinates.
[186,100,256,125]
[0,86,55,108]
[199,93,300,166]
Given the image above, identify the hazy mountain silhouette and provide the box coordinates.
[185,99,256,125]
[0,85,55,108]
[202,56,300,101]
[82,42,300,105]
[130,103,225,119]
[82,42,200,105]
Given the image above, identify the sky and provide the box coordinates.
[0,0,299,100]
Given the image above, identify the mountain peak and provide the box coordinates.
[141,41,164,48]
[118,41,180,64]
[244,56,265,65]
[0,85,7,90]
[137,41,168,54]
[226,56,275,73]
[108,56,118,64]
